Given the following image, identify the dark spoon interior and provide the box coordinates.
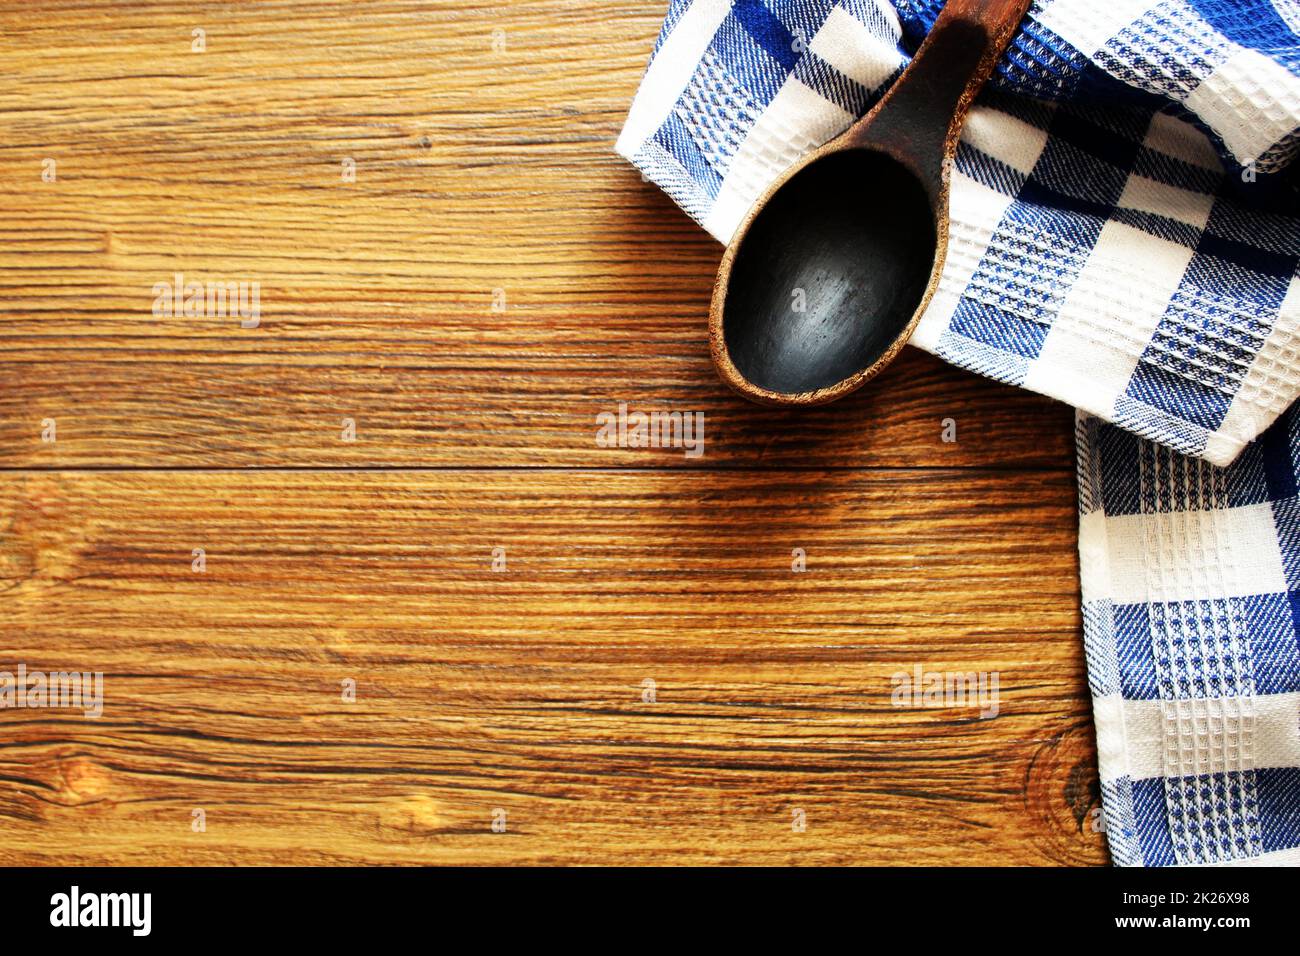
[710,0,1031,406]
[722,150,935,395]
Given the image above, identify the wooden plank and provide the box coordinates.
[0,0,1074,468]
[0,469,1101,865]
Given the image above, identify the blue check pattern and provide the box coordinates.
[618,0,1300,865]
[1079,405,1300,865]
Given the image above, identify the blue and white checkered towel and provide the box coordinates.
[618,0,1300,865]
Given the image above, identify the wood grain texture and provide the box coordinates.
[0,470,1099,865]
[0,0,1100,865]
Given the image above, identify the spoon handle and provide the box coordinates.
[846,0,1032,201]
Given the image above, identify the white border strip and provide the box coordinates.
[1200,844,1300,866]
[1094,691,1300,784]
[615,0,734,158]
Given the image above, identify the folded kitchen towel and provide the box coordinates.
[1079,403,1300,865]
[617,0,1300,465]
[617,0,1300,865]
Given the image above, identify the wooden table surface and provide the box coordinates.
[0,0,1103,865]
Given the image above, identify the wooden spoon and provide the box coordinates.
[710,0,1031,405]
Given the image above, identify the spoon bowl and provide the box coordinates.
[720,149,935,398]
[710,0,1031,406]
